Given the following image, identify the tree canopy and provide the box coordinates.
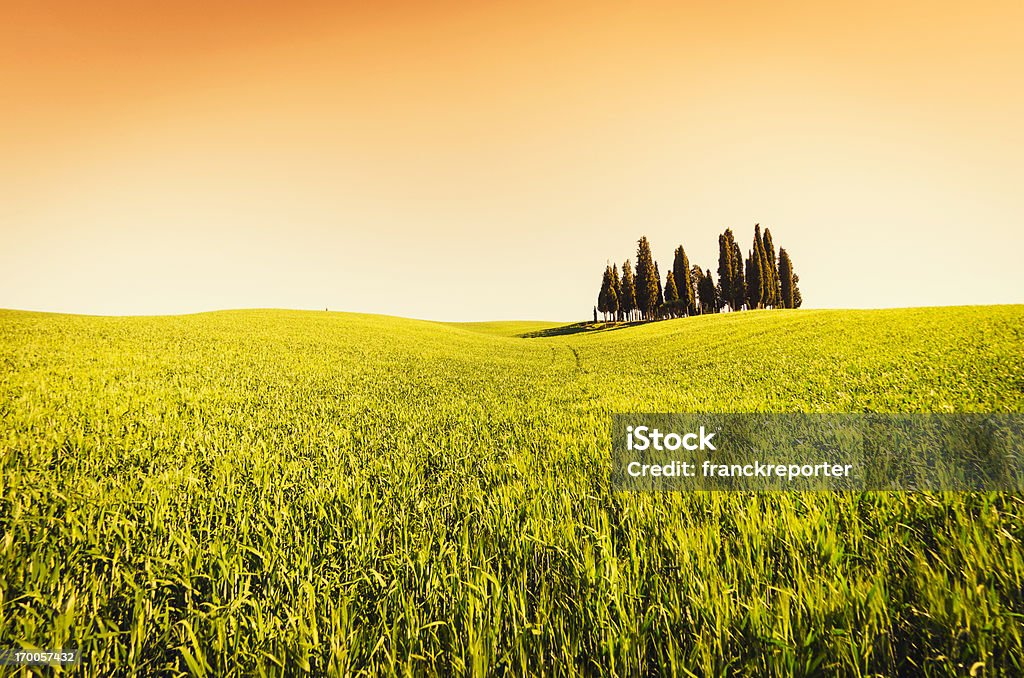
[595,225,802,322]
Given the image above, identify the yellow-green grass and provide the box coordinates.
[1,306,1022,676]
[443,320,569,337]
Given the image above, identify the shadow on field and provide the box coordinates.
[517,322,644,338]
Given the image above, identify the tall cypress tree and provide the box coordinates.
[664,270,679,317]
[731,240,745,311]
[655,262,664,311]
[601,265,619,320]
[620,260,637,321]
[762,227,780,308]
[690,265,705,314]
[745,249,760,310]
[607,271,619,319]
[778,248,794,309]
[665,271,679,299]
[597,266,609,320]
[758,226,771,307]
[611,264,622,321]
[718,228,748,311]
[673,245,693,316]
[634,237,659,320]
[717,232,734,311]
[747,224,768,309]
[634,253,648,319]
[699,268,717,314]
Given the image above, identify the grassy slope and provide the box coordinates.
[443,320,569,337]
[1,306,1023,676]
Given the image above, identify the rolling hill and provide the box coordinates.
[1,306,1022,675]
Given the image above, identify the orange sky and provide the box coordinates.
[2,0,1022,319]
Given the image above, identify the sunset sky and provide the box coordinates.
[2,0,1022,320]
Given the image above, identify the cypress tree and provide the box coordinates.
[699,268,717,314]
[747,225,768,309]
[778,248,794,309]
[634,255,648,319]
[731,240,745,311]
[757,227,765,307]
[664,270,679,302]
[708,268,718,313]
[673,245,693,316]
[717,232,734,311]
[690,265,705,314]
[792,273,803,308]
[601,265,619,320]
[762,227,780,308]
[607,272,619,319]
[655,262,664,313]
[597,265,611,320]
[745,250,758,310]
[611,264,622,321]
[664,270,679,317]
[634,237,660,320]
[620,260,637,321]
[717,229,747,311]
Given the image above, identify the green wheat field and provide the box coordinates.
[2,305,1023,676]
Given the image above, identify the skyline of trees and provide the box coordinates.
[596,224,802,322]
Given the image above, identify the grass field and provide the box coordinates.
[1,306,1023,676]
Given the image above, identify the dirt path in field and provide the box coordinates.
[566,344,587,374]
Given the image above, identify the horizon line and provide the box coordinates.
[2,303,1023,324]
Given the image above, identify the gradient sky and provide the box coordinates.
[3,0,1022,320]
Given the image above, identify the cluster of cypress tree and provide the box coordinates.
[595,224,801,322]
